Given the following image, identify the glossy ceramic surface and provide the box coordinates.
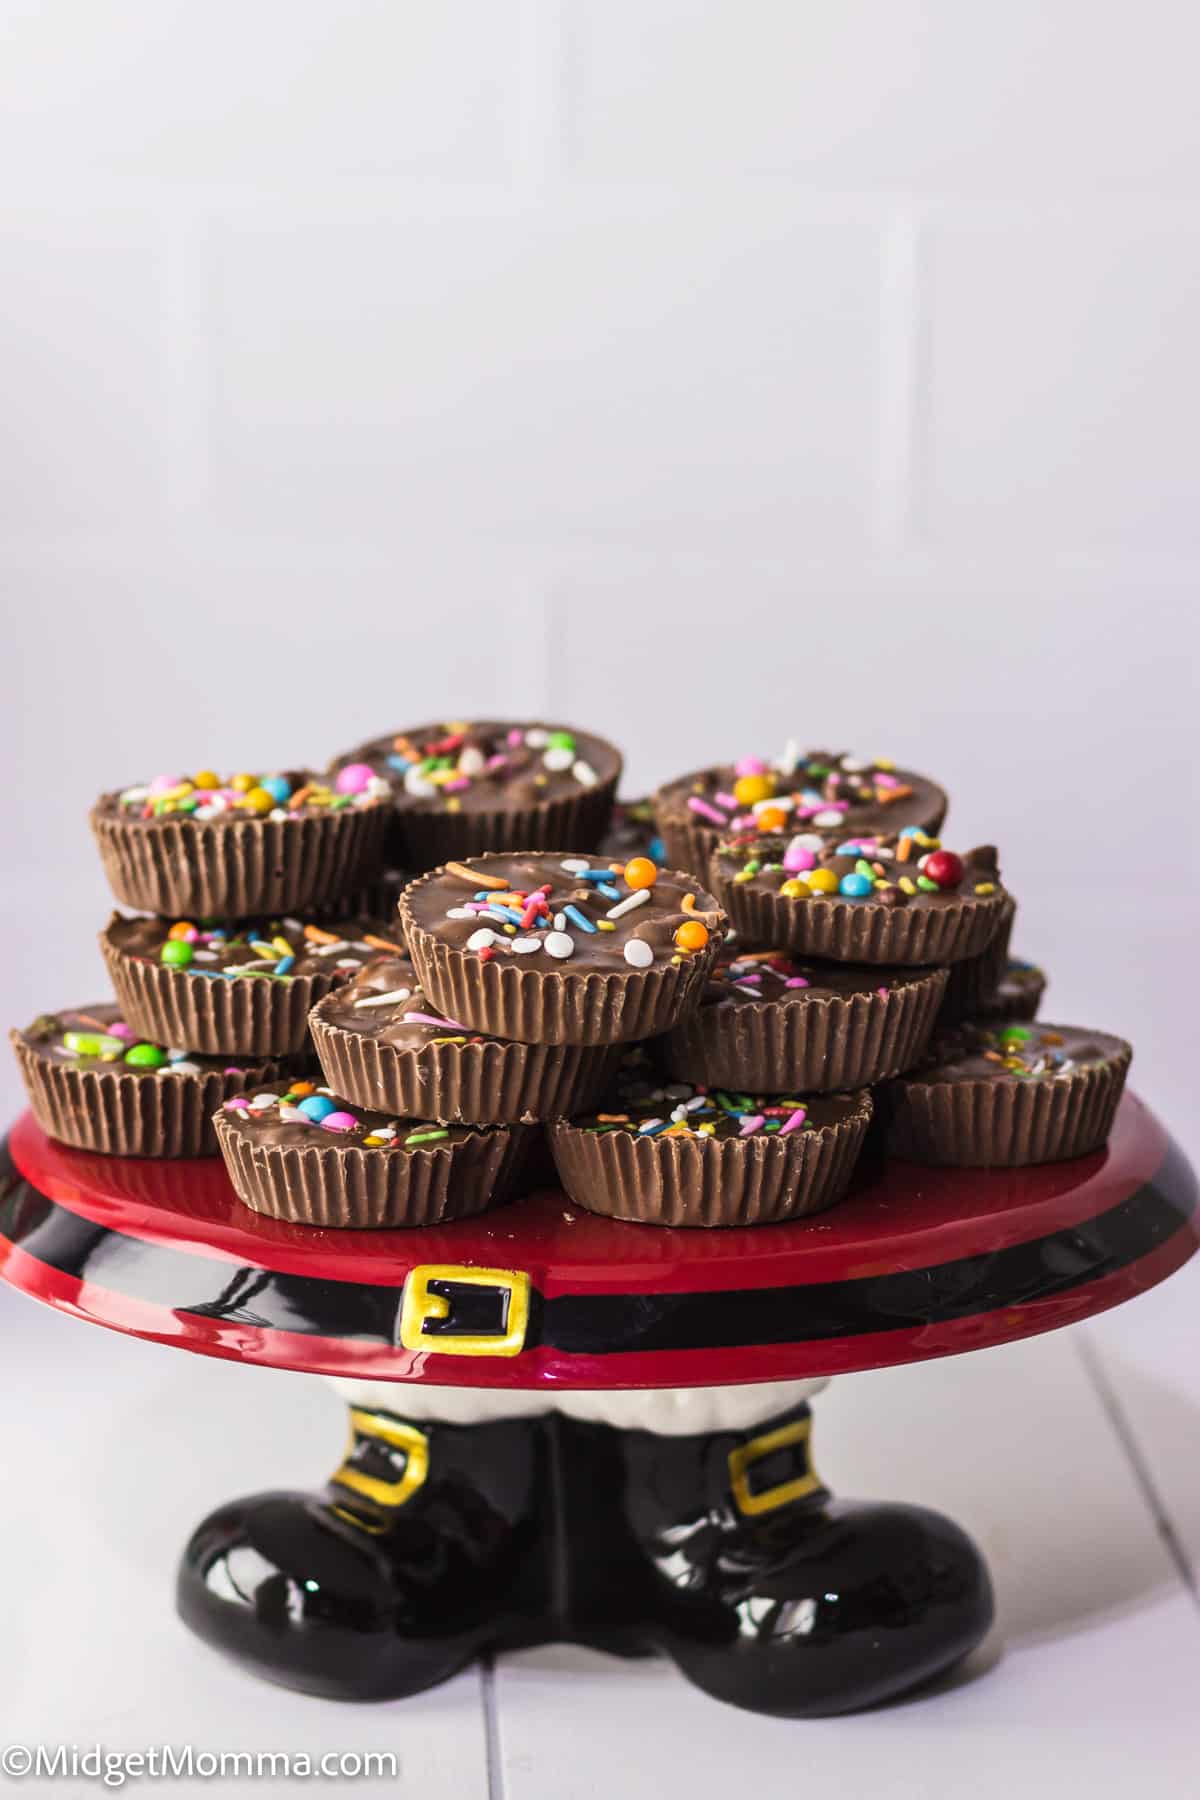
[1,1093,1195,1388]
[178,1400,994,1714]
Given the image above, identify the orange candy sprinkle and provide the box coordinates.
[674,919,710,952]
[167,920,195,940]
[623,856,659,891]
[756,805,789,832]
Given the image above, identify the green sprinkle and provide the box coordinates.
[916,874,939,891]
[406,1128,449,1145]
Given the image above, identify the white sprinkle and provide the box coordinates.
[404,766,436,798]
[544,931,575,959]
[373,1124,397,1139]
[354,988,413,1008]
[812,808,844,828]
[335,957,361,969]
[467,927,497,952]
[446,906,476,920]
[788,833,826,855]
[775,739,800,776]
[166,1048,190,1061]
[525,727,549,748]
[364,775,391,800]
[664,1083,693,1100]
[842,756,869,772]
[560,858,589,873]
[276,1104,307,1122]
[637,1118,664,1134]
[459,746,485,776]
[670,1104,689,1122]
[512,937,542,954]
[269,807,288,820]
[573,759,598,787]
[192,949,218,963]
[194,805,217,820]
[249,1093,280,1110]
[283,917,304,931]
[754,793,793,814]
[314,940,350,955]
[624,938,654,968]
[554,912,567,930]
[165,1059,201,1075]
[119,785,150,804]
[606,887,650,921]
[543,746,574,773]
[204,794,228,814]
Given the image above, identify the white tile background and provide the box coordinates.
[1,4,1198,1792]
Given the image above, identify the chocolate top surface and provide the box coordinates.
[95,768,390,825]
[17,1004,267,1077]
[219,1082,487,1150]
[657,750,946,839]
[105,913,404,983]
[906,1021,1129,1085]
[404,853,724,976]
[714,827,1004,915]
[994,958,1046,1001]
[698,943,935,1011]
[597,797,665,867]
[331,721,621,817]
[318,953,503,1049]
[570,1051,867,1139]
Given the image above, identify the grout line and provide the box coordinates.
[874,204,922,550]
[1077,1331,1199,1608]
[480,1653,507,1800]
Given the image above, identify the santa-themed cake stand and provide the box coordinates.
[1,1092,1195,1717]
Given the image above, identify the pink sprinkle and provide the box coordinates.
[779,1107,808,1134]
[688,796,729,825]
[713,791,739,810]
[223,1097,250,1112]
[877,986,889,997]
[739,1115,765,1136]
[795,804,819,820]
[783,845,817,873]
[108,1021,136,1040]
[506,729,523,747]
[443,776,471,793]
[487,753,510,772]
[785,977,810,989]
[731,812,757,831]
[320,1111,358,1133]
[734,757,767,778]
[876,772,898,788]
[406,1010,470,1030]
[149,773,180,794]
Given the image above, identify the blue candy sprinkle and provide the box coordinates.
[839,872,874,898]
[564,903,597,934]
[274,955,295,975]
[298,1095,337,1123]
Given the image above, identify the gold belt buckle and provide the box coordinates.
[727,1416,821,1517]
[398,1263,531,1358]
[330,1409,430,1529]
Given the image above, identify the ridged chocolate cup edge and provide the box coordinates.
[213,1109,528,1227]
[399,858,726,1046]
[309,1002,621,1124]
[10,1031,284,1157]
[548,1093,872,1227]
[89,801,389,920]
[937,895,1017,1025]
[713,869,1009,966]
[659,965,949,1092]
[101,918,338,1057]
[884,1043,1131,1167]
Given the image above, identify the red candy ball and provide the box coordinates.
[923,849,965,889]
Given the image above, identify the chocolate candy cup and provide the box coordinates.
[214,1102,528,1228]
[100,913,403,1058]
[661,956,948,1093]
[310,987,619,1125]
[10,1009,284,1158]
[656,757,947,881]
[712,837,1008,967]
[885,1022,1131,1167]
[979,959,1046,1025]
[400,852,725,1047]
[937,896,1016,1026]
[549,1090,872,1228]
[90,782,389,920]
[330,720,622,872]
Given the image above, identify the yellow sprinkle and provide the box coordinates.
[974,881,996,895]
[249,939,279,958]
[875,757,896,771]
[446,798,462,812]
[898,876,917,895]
[363,1134,386,1147]
[503,924,516,934]
[271,936,293,957]
[733,869,754,883]
[596,919,616,931]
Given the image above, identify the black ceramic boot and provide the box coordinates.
[177,1403,549,1700]
[619,1402,994,1717]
